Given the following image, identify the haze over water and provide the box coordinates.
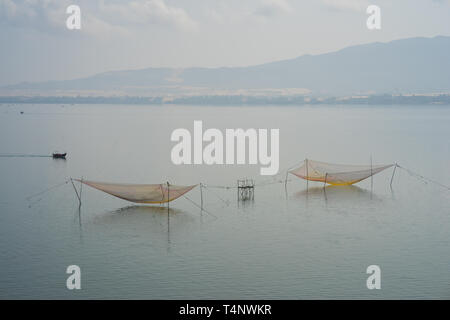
[0,103,449,299]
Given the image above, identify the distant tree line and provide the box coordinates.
[0,94,449,105]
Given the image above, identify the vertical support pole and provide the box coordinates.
[79,176,83,207]
[323,173,328,202]
[166,182,170,241]
[370,156,373,190]
[284,171,289,189]
[284,171,289,200]
[167,182,170,214]
[200,183,203,210]
[237,180,239,202]
[390,163,397,188]
[305,158,309,191]
[70,178,81,206]
[252,179,255,201]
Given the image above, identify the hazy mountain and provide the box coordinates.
[3,36,450,96]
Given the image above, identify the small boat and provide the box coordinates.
[52,153,67,159]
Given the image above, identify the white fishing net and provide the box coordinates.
[289,159,393,185]
[76,180,197,203]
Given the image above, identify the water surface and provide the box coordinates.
[0,103,449,299]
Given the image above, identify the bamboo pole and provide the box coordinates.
[370,156,373,191]
[79,177,83,206]
[390,163,397,187]
[284,171,289,189]
[200,183,203,210]
[237,180,239,202]
[166,182,170,238]
[167,182,170,214]
[70,178,81,205]
[305,158,309,191]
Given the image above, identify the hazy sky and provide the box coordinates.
[0,0,449,86]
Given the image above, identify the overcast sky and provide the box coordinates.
[0,0,449,86]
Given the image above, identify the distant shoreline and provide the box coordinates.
[0,94,449,106]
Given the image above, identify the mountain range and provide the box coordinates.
[2,36,450,97]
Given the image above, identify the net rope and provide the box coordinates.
[203,186,229,206]
[182,195,217,218]
[396,165,450,191]
[26,179,70,201]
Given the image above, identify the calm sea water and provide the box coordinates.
[0,103,449,299]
